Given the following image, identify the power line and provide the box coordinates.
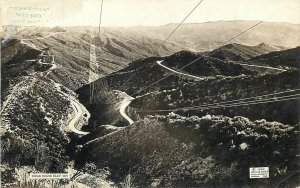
[98,0,104,37]
[189,94,299,111]
[90,0,104,104]
[142,93,299,112]
[182,93,300,111]
[167,96,299,112]
[117,71,139,91]
[140,89,299,111]
[178,89,299,110]
[133,75,296,100]
[132,21,264,96]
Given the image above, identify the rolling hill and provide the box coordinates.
[1,26,186,90]
[78,46,297,125]
[77,114,299,187]
[247,47,300,69]
[209,43,285,61]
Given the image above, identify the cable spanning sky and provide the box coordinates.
[1,0,300,27]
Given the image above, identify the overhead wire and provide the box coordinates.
[90,0,105,104]
[179,89,300,110]
[142,93,299,112]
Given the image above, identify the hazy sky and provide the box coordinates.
[1,0,300,27]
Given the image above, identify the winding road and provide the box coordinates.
[157,60,204,80]
[68,96,91,135]
[119,95,135,125]
[114,90,135,125]
[54,83,90,135]
[236,62,287,72]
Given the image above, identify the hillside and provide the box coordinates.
[209,43,285,61]
[80,45,289,95]
[77,47,298,128]
[132,70,298,125]
[1,48,73,180]
[162,51,255,76]
[1,26,185,90]
[77,114,299,187]
[0,41,105,186]
[247,47,300,69]
[76,51,258,131]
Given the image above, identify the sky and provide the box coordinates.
[1,0,300,27]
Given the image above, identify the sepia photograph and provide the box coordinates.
[0,0,299,187]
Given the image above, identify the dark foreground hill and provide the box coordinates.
[77,114,299,187]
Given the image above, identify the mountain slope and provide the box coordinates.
[209,43,285,61]
[247,47,300,69]
[76,114,299,187]
[1,26,186,90]
[0,42,92,179]
[162,50,255,77]
[77,51,257,107]
[77,46,298,129]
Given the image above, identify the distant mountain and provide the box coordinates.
[209,43,285,61]
[49,26,67,33]
[125,21,300,51]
